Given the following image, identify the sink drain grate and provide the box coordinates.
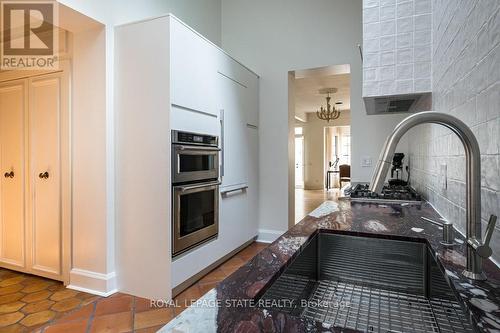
[301,280,473,333]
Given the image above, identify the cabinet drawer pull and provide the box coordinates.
[39,171,49,179]
[4,171,14,178]
[221,185,248,195]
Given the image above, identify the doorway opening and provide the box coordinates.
[289,64,351,224]
[324,125,351,190]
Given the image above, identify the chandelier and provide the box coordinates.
[316,88,341,122]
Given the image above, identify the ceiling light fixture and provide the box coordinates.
[316,88,341,122]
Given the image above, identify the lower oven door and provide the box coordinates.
[172,181,220,256]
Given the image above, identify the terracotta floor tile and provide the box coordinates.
[43,318,88,333]
[220,256,245,268]
[57,303,94,323]
[94,295,132,316]
[135,297,156,313]
[108,292,129,299]
[0,284,24,296]
[89,311,132,333]
[21,290,51,303]
[134,308,174,330]
[174,284,202,306]
[197,268,227,284]
[50,290,78,302]
[135,324,165,333]
[80,295,101,306]
[197,281,217,295]
[21,299,55,313]
[0,324,28,333]
[0,301,25,313]
[0,276,26,288]
[20,310,56,327]
[219,263,241,276]
[51,298,81,312]
[46,284,65,292]
[0,293,24,305]
[0,311,24,327]
[21,281,52,293]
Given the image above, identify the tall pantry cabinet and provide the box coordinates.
[0,70,68,282]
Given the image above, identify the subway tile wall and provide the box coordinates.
[407,0,500,262]
[363,0,433,96]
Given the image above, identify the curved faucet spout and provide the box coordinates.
[369,111,491,280]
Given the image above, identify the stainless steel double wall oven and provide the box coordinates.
[171,130,220,256]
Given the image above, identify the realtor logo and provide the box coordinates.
[1,0,58,70]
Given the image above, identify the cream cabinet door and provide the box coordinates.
[0,82,26,268]
[28,75,62,278]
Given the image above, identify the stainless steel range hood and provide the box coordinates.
[364,92,432,115]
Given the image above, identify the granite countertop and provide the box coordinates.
[161,199,500,332]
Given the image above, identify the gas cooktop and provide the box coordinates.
[346,183,422,203]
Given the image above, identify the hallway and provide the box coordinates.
[295,189,341,223]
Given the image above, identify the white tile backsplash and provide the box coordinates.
[363,0,432,97]
[397,1,413,18]
[414,61,431,78]
[414,0,431,15]
[396,63,413,79]
[380,20,396,36]
[364,7,380,23]
[414,30,431,45]
[380,0,396,6]
[397,33,413,48]
[397,17,414,33]
[414,14,431,31]
[364,38,381,52]
[380,5,396,21]
[379,65,396,80]
[380,35,396,50]
[380,50,396,65]
[397,48,413,64]
[407,0,500,262]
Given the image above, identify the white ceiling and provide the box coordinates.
[294,72,351,115]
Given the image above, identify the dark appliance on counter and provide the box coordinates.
[171,130,220,257]
[388,153,408,186]
[347,183,422,203]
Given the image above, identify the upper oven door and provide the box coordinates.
[172,144,220,183]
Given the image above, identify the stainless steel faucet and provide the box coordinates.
[369,111,497,280]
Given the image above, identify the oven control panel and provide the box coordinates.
[172,130,218,146]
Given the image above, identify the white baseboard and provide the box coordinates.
[257,229,285,243]
[67,268,117,297]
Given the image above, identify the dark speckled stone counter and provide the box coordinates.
[161,200,500,332]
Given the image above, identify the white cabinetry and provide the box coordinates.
[0,81,26,269]
[0,72,67,282]
[170,19,217,116]
[116,15,259,296]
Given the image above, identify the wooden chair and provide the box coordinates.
[339,164,351,188]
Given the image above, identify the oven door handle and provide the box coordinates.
[177,181,221,192]
[176,145,221,152]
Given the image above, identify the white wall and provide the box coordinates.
[59,0,221,45]
[69,26,118,294]
[222,0,409,235]
[408,0,500,262]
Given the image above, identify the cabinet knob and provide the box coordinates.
[4,171,14,178]
[39,171,49,179]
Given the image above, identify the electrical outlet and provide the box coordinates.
[361,156,372,167]
[439,164,447,191]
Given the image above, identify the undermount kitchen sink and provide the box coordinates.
[259,232,475,332]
